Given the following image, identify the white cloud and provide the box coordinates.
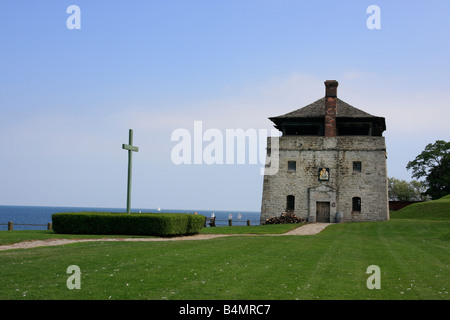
[109,72,323,132]
[111,71,449,147]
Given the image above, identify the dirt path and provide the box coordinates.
[0,223,332,251]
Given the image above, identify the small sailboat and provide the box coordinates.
[157,207,161,212]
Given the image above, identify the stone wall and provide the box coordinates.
[260,136,389,223]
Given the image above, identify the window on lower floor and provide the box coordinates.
[286,195,295,211]
[352,197,361,212]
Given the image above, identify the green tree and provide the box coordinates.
[409,180,429,201]
[406,140,450,199]
[388,177,428,201]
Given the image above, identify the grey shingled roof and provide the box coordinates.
[270,97,376,120]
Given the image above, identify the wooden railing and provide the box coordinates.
[204,217,259,227]
[0,222,53,231]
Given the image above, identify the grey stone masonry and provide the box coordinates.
[260,136,389,224]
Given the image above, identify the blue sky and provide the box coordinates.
[0,1,449,211]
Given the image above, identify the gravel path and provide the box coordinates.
[281,223,331,235]
[0,223,331,251]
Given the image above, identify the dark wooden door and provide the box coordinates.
[316,202,330,222]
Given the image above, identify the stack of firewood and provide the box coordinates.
[264,212,307,224]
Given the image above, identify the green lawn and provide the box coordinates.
[200,223,302,234]
[0,198,448,300]
[0,223,301,246]
[0,230,157,246]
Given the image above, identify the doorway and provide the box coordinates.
[316,202,330,222]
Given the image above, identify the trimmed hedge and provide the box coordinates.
[52,212,205,236]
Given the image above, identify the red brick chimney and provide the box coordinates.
[324,80,338,137]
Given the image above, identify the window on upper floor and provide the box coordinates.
[288,161,296,172]
[353,161,362,172]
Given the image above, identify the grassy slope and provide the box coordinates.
[0,197,448,300]
[390,195,450,220]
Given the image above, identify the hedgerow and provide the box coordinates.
[52,212,204,236]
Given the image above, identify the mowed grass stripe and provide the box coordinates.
[372,220,449,299]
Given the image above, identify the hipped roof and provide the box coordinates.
[270,97,376,120]
[269,97,386,132]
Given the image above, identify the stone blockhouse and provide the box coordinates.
[260,80,389,224]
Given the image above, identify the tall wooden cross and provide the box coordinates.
[122,129,139,214]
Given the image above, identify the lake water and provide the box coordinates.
[0,205,261,231]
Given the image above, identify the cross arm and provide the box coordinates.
[122,144,139,152]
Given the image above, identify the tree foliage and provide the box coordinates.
[406,140,450,199]
[388,177,428,201]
